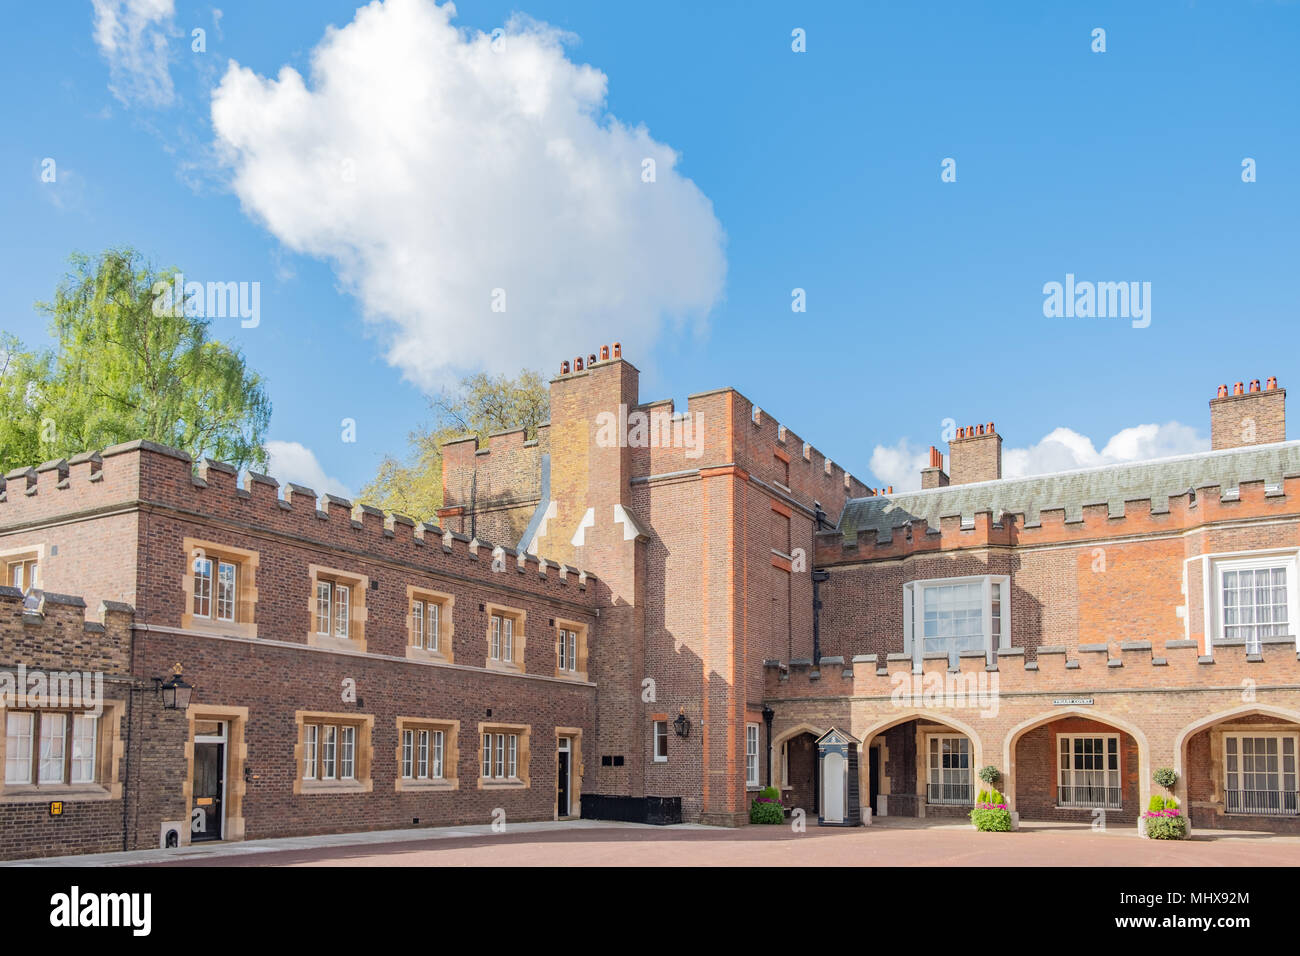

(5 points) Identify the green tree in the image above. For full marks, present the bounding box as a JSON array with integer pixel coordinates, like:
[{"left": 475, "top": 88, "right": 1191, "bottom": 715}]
[
  {"left": 0, "top": 249, "right": 271, "bottom": 472},
  {"left": 359, "top": 369, "right": 548, "bottom": 520}
]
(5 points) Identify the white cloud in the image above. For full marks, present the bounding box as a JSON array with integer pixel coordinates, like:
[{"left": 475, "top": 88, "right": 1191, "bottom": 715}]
[
  {"left": 871, "top": 422, "right": 1209, "bottom": 492},
  {"left": 209, "top": 0, "right": 726, "bottom": 387},
  {"left": 265, "top": 440, "right": 353, "bottom": 499},
  {"left": 91, "top": 0, "right": 177, "bottom": 107},
  {"left": 868, "top": 439, "right": 931, "bottom": 493}
]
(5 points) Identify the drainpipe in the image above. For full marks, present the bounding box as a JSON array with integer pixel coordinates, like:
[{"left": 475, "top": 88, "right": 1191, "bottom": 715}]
[
  {"left": 762, "top": 705, "right": 774, "bottom": 786},
  {"left": 812, "top": 569, "right": 830, "bottom": 666}
]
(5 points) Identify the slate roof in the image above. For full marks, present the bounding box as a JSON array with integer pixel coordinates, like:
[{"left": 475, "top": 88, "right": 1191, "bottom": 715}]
[{"left": 837, "top": 440, "right": 1300, "bottom": 545}]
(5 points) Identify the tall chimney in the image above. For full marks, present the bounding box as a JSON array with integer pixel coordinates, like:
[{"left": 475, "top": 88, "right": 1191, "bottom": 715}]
[
  {"left": 1210, "top": 378, "right": 1285, "bottom": 450},
  {"left": 948, "top": 422, "right": 1002, "bottom": 485},
  {"left": 920, "top": 445, "right": 949, "bottom": 489}
]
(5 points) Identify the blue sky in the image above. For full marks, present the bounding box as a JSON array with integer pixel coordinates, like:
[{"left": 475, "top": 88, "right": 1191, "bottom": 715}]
[{"left": 3, "top": 1, "right": 1298, "bottom": 496}]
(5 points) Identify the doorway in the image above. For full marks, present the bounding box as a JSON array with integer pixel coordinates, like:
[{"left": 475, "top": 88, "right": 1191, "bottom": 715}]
[
  {"left": 869, "top": 746, "right": 881, "bottom": 817},
  {"left": 557, "top": 736, "right": 571, "bottom": 817},
  {"left": 191, "top": 720, "right": 226, "bottom": 842}
]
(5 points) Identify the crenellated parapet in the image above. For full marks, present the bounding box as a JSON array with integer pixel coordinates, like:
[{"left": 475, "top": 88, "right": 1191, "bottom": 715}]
[
  {"left": 764, "top": 636, "right": 1300, "bottom": 701},
  {"left": 818, "top": 472, "right": 1300, "bottom": 565},
  {"left": 0, "top": 441, "right": 597, "bottom": 605}
]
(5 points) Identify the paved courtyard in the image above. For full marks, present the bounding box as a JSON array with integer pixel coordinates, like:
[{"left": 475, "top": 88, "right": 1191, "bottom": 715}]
[{"left": 12, "top": 818, "right": 1298, "bottom": 868}]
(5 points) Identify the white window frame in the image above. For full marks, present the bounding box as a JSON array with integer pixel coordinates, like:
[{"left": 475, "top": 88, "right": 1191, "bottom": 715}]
[
  {"left": 1058, "top": 733, "right": 1122, "bottom": 809},
  {"left": 401, "top": 728, "right": 414, "bottom": 779},
  {"left": 490, "top": 615, "right": 502, "bottom": 661},
  {"left": 6, "top": 711, "right": 98, "bottom": 787},
  {"left": 903, "top": 574, "right": 1010, "bottom": 670},
  {"left": 653, "top": 720, "right": 668, "bottom": 763},
  {"left": 1207, "top": 551, "right": 1299, "bottom": 654},
  {"left": 315, "top": 582, "right": 332, "bottom": 636},
  {"left": 926, "top": 734, "right": 972, "bottom": 805},
  {"left": 304, "top": 724, "right": 319, "bottom": 780},
  {"left": 1223, "top": 732, "right": 1299, "bottom": 816},
  {"left": 745, "top": 723, "right": 760, "bottom": 788}
]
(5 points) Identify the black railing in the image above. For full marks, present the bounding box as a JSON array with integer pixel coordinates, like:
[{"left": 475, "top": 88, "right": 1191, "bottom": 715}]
[
  {"left": 927, "top": 781, "right": 973, "bottom": 805},
  {"left": 1058, "top": 784, "right": 1122, "bottom": 809},
  {"left": 1224, "top": 789, "right": 1300, "bottom": 816}
]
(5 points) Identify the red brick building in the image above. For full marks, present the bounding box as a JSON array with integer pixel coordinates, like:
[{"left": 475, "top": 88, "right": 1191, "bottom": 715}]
[{"left": 1, "top": 351, "right": 1298, "bottom": 858}]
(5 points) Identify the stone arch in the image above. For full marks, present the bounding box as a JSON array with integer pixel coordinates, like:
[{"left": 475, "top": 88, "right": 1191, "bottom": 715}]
[
  {"left": 859, "top": 709, "right": 986, "bottom": 819},
  {"left": 770, "top": 722, "right": 826, "bottom": 812},
  {"left": 1003, "top": 706, "right": 1150, "bottom": 814},
  {"left": 1173, "top": 703, "right": 1300, "bottom": 823},
  {"left": 1173, "top": 703, "right": 1300, "bottom": 775}
]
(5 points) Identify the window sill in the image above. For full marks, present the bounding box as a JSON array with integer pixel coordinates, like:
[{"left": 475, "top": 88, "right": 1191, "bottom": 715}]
[
  {"left": 309, "top": 633, "right": 367, "bottom": 654},
  {"left": 486, "top": 660, "right": 525, "bottom": 675},
  {"left": 299, "top": 779, "right": 371, "bottom": 795},
  {"left": 185, "top": 619, "right": 258, "bottom": 641},
  {"left": 0, "top": 784, "right": 113, "bottom": 803},
  {"left": 407, "top": 646, "right": 453, "bottom": 665},
  {"left": 396, "top": 777, "right": 459, "bottom": 793},
  {"left": 478, "top": 778, "right": 528, "bottom": 789},
  {"left": 553, "top": 670, "right": 587, "bottom": 682}
]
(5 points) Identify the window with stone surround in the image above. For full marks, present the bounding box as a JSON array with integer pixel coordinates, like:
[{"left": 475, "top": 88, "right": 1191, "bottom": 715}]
[
  {"left": 295, "top": 711, "right": 373, "bottom": 794},
  {"left": 407, "top": 587, "right": 454, "bottom": 663},
  {"left": 554, "top": 619, "right": 588, "bottom": 680},
  {"left": 485, "top": 603, "right": 526, "bottom": 672},
  {"left": 307, "top": 565, "right": 368, "bottom": 652},
  {"left": 181, "top": 538, "right": 258, "bottom": 639},
  {"left": 478, "top": 723, "right": 529, "bottom": 787},
  {"left": 1, "top": 703, "right": 124, "bottom": 801},
  {"left": 395, "top": 717, "right": 458, "bottom": 791}
]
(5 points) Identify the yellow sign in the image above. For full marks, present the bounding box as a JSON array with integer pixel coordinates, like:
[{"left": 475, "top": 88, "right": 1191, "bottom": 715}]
[{"left": 49, "top": 801, "right": 63, "bottom": 816}]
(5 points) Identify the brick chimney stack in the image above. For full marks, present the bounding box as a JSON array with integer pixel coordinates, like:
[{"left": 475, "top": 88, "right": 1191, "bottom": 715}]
[
  {"left": 1210, "top": 377, "right": 1285, "bottom": 450},
  {"left": 920, "top": 445, "right": 949, "bottom": 489},
  {"left": 948, "top": 423, "right": 1002, "bottom": 485}
]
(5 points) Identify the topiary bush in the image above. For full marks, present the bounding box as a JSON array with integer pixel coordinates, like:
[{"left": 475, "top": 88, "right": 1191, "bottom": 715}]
[
  {"left": 750, "top": 790, "right": 784, "bottom": 824},
  {"left": 1153, "top": 767, "right": 1178, "bottom": 790},
  {"left": 978, "top": 766, "right": 1001, "bottom": 789}
]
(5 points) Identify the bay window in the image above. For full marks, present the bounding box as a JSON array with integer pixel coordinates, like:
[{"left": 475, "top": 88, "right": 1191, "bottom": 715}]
[{"left": 903, "top": 574, "right": 1010, "bottom": 669}]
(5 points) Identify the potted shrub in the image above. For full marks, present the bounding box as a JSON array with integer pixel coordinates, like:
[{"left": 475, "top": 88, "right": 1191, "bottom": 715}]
[
  {"left": 750, "top": 785, "right": 784, "bottom": 824},
  {"left": 1143, "top": 794, "right": 1188, "bottom": 839},
  {"left": 1142, "top": 768, "right": 1188, "bottom": 839},
  {"left": 970, "top": 787, "right": 1013, "bottom": 832}
]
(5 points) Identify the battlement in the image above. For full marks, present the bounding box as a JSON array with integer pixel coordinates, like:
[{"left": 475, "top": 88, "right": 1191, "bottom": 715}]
[
  {"left": 0, "top": 586, "right": 134, "bottom": 675},
  {"left": 819, "top": 471, "right": 1300, "bottom": 565},
  {"left": 0, "top": 442, "right": 598, "bottom": 603},
  {"left": 765, "top": 635, "right": 1300, "bottom": 701}
]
